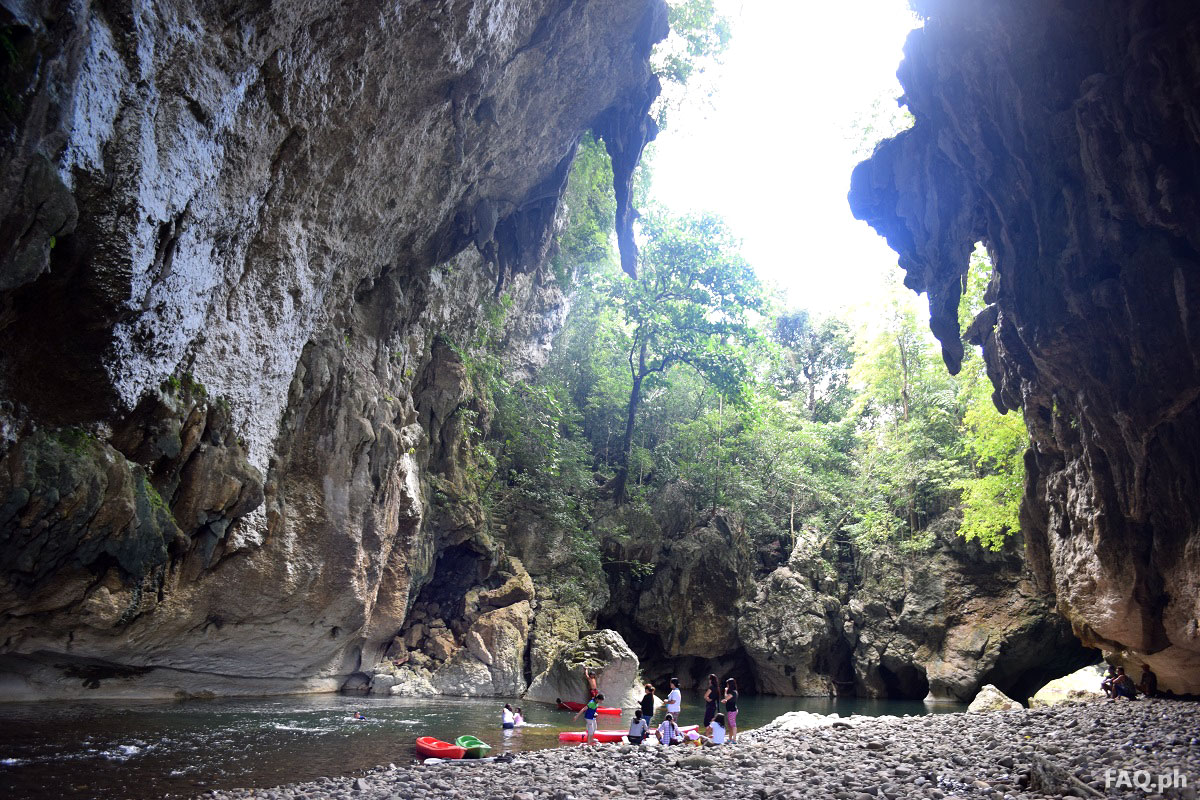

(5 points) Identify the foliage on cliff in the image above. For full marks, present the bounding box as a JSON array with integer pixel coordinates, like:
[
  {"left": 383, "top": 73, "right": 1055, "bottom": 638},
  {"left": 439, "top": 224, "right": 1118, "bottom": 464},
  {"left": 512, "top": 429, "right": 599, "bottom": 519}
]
[{"left": 463, "top": 141, "right": 1028, "bottom": 587}]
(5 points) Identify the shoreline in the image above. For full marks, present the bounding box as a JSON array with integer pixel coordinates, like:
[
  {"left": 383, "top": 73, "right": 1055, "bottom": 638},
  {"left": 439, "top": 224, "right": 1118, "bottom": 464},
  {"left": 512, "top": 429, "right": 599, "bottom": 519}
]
[{"left": 196, "top": 699, "right": 1199, "bottom": 799}]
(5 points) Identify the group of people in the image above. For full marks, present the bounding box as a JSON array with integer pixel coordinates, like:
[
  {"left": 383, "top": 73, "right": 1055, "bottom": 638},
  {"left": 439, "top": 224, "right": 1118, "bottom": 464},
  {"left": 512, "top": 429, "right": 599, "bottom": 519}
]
[
  {"left": 573, "top": 669, "right": 740, "bottom": 747},
  {"left": 501, "top": 703, "right": 526, "bottom": 729},
  {"left": 1101, "top": 664, "right": 1156, "bottom": 700}
]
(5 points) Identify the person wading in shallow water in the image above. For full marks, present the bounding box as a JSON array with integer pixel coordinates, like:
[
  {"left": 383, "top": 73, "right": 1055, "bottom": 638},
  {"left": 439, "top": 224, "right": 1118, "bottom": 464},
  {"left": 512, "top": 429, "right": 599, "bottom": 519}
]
[
  {"left": 573, "top": 692, "right": 603, "bottom": 745},
  {"left": 723, "top": 677, "right": 740, "bottom": 742},
  {"left": 703, "top": 674, "right": 720, "bottom": 728}
]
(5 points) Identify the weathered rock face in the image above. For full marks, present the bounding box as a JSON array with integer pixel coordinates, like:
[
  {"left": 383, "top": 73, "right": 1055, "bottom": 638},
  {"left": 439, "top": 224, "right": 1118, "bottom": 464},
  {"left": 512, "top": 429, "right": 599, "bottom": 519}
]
[
  {"left": 737, "top": 531, "right": 846, "bottom": 696},
  {"left": 848, "top": 0, "right": 1200, "bottom": 693},
  {"left": 849, "top": 525, "right": 1095, "bottom": 703},
  {"left": 597, "top": 487, "right": 1091, "bottom": 700},
  {"left": 0, "top": 0, "right": 666, "bottom": 699}
]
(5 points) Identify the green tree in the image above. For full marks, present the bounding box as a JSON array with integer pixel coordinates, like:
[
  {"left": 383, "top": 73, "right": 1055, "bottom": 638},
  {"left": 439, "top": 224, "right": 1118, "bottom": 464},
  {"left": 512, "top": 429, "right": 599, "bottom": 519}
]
[
  {"left": 847, "top": 277, "right": 967, "bottom": 550},
  {"left": 771, "top": 310, "right": 855, "bottom": 422},
  {"left": 651, "top": 0, "right": 733, "bottom": 128},
  {"left": 554, "top": 134, "right": 617, "bottom": 286},
  {"left": 954, "top": 245, "right": 1028, "bottom": 550},
  {"left": 608, "top": 211, "right": 769, "bottom": 504}
]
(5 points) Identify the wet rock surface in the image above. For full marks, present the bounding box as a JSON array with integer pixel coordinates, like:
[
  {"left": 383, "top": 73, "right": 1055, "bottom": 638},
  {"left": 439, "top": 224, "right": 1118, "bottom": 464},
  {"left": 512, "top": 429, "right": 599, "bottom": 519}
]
[{"left": 198, "top": 700, "right": 1200, "bottom": 800}]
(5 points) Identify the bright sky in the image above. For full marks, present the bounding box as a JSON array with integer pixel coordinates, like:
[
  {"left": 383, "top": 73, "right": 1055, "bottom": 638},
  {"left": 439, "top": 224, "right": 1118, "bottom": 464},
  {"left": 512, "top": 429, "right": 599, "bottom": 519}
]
[{"left": 649, "top": 0, "right": 921, "bottom": 316}]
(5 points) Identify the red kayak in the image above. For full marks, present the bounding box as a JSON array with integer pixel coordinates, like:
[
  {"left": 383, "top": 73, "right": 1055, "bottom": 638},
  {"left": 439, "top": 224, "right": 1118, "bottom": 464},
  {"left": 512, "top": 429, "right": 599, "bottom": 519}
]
[
  {"left": 559, "top": 724, "right": 698, "bottom": 743},
  {"left": 415, "top": 736, "right": 467, "bottom": 759},
  {"left": 556, "top": 700, "right": 621, "bottom": 715}
]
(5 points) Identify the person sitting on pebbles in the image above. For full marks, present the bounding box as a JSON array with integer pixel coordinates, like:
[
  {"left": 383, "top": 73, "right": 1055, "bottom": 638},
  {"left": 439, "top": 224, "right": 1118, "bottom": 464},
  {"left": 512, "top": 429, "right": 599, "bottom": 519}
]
[
  {"left": 1111, "top": 666, "right": 1138, "bottom": 700},
  {"left": 699, "top": 712, "right": 727, "bottom": 746},
  {"left": 656, "top": 713, "right": 682, "bottom": 746},
  {"left": 1101, "top": 664, "right": 1117, "bottom": 698},
  {"left": 627, "top": 709, "right": 650, "bottom": 745}
]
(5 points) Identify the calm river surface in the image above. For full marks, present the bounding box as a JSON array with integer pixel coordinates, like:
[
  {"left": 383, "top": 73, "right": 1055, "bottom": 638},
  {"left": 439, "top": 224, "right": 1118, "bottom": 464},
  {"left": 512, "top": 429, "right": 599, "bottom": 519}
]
[{"left": 0, "top": 691, "right": 964, "bottom": 800}]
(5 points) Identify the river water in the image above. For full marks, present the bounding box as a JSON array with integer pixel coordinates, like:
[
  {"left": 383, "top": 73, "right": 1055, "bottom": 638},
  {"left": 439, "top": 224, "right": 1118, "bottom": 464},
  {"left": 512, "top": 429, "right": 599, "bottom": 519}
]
[{"left": 0, "top": 691, "right": 964, "bottom": 800}]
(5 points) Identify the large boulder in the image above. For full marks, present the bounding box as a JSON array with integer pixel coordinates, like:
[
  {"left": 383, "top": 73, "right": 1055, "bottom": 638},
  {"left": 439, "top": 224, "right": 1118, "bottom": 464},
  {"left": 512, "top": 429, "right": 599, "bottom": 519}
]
[
  {"left": 476, "top": 557, "right": 536, "bottom": 609},
  {"left": 388, "top": 668, "right": 439, "bottom": 697},
  {"left": 431, "top": 601, "right": 532, "bottom": 696},
  {"left": 524, "top": 629, "right": 641, "bottom": 708},
  {"left": 968, "top": 684, "right": 1023, "bottom": 712},
  {"left": 1029, "top": 663, "right": 1108, "bottom": 708},
  {"left": 528, "top": 604, "right": 589, "bottom": 678}
]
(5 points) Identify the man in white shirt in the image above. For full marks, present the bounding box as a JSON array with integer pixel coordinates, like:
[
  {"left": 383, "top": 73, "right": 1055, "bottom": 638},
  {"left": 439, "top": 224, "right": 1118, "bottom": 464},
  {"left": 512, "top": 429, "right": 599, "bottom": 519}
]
[{"left": 666, "top": 677, "right": 682, "bottom": 724}]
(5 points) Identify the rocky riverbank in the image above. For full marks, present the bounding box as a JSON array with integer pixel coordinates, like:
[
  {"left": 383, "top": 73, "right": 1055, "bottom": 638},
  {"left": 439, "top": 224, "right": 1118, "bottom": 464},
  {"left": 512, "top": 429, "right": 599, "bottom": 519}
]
[{"left": 196, "top": 700, "right": 1198, "bottom": 800}]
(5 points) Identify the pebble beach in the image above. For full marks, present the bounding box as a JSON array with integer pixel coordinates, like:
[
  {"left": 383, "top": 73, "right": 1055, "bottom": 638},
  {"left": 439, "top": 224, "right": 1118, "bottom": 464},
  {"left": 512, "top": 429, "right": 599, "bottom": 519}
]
[{"left": 196, "top": 699, "right": 1198, "bottom": 800}]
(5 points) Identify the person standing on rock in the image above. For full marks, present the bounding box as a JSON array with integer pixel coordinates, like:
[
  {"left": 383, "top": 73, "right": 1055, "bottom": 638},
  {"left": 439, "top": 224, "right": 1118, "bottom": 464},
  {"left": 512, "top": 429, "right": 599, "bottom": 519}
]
[
  {"left": 583, "top": 666, "right": 598, "bottom": 700},
  {"left": 573, "top": 692, "right": 603, "bottom": 745},
  {"left": 703, "top": 674, "right": 720, "bottom": 728},
  {"left": 723, "top": 678, "right": 739, "bottom": 742},
  {"left": 666, "top": 677, "right": 682, "bottom": 724},
  {"left": 641, "top": 683, "right": 657, "bottom": 720}
]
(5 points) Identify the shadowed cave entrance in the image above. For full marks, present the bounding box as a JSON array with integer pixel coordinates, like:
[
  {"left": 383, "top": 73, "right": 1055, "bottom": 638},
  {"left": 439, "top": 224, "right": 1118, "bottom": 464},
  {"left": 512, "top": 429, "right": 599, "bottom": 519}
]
[{"left": 596, "top": 609, "right": 761, "bottom": 693}]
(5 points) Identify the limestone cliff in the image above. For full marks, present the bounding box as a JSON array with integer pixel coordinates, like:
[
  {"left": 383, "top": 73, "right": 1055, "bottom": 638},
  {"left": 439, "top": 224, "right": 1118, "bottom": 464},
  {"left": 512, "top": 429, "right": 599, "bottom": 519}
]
[
  {"left": 848, "top": 0, "right": 1200, "bottom": 692},
  {"left": 596, "top": 488, "right": 1092, "bottom": 701},
  {"left": 0, "top": 0, "right": 666, "bottom": 699}
]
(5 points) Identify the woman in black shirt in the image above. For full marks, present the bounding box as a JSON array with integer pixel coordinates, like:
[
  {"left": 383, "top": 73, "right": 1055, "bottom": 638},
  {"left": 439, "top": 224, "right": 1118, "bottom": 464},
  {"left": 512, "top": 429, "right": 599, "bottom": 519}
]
[
  {"left": 723, "top": 677, "right": 739, "bottom": 743},
  {"left": 640, "top": 683, "right": 656, "bottom": 719},
  {"left": 703, "top": 674, "right": 720, "bottom": 727}
]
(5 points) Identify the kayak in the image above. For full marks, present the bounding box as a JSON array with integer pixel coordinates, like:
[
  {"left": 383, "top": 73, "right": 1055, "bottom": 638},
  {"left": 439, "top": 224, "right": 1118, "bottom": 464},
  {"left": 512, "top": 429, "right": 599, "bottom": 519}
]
[
  {"left": 454, "top": 735, "right": 492, "bottom": 758},
  {"left": 556, "top": 700, "right": 622, "bottom": 715},
  {"left": 558, "top": 724, "right": 698, "bottom": 743},
  {"left": 558, "top": 729, "right": 628, "bottom": 743},
  {"left": 415, "top": 736, "right": 466, "bottom": 759}
]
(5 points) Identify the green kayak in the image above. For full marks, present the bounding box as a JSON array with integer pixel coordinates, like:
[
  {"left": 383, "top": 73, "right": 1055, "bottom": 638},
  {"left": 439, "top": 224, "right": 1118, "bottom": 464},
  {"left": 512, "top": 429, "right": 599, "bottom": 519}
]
[{"left": 454, "top": 735, "right": 492, "bottom": 758}]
